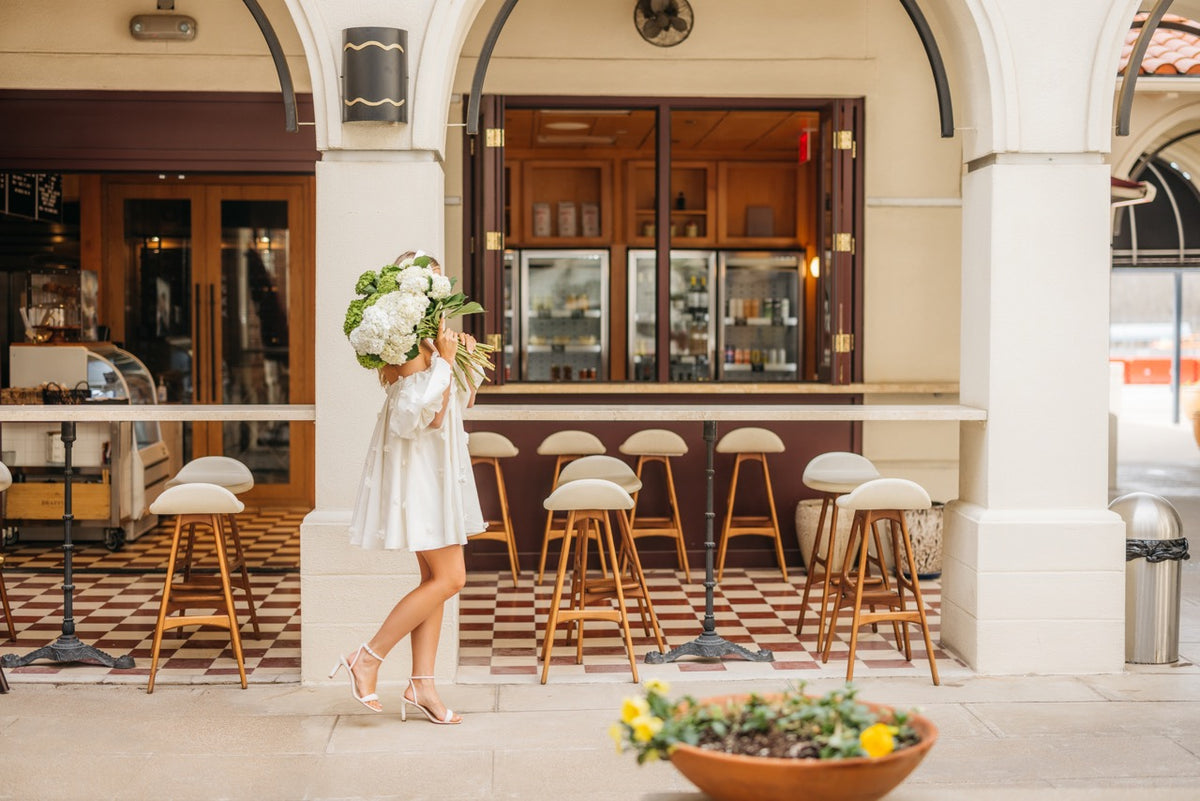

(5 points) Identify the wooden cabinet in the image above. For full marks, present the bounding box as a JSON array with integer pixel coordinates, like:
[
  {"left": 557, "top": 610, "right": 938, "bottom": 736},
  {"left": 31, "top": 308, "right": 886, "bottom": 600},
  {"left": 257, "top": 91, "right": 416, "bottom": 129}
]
[
  {"left": 627, "top": 160, "right": 716, "bottom": 247},
  {"left": 717, "top": 161, "right": 804, "bottom": 248},
  {"left": 516, "top": 160, "right": 612, "bottom": 246}
]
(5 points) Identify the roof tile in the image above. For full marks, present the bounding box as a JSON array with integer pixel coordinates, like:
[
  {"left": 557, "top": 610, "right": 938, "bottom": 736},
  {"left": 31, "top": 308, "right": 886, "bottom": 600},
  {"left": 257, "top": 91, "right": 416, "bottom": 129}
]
[{"left": 1121, "top": 13, "right": 1200, "bottom": 76}]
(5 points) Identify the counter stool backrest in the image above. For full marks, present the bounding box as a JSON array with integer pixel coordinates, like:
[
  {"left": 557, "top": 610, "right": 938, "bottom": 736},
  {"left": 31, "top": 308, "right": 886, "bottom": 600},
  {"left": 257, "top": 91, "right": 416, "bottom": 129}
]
[
  {"left": 537, "top": 430, "right": 605, "bottom": 457},
  {"left": 0, "top": 461, "right": 11, "bottom": 494},
  {"left": 150, "top": 483, "right": 245, "bottom": 516},
  {"left": 468, "top": 432, "right": 519, "bottom": 459},
  {"left": 166, "top": 456, "right": 255, "bottom": 495},
  {"left": 802, "top": 452, "right": 880, "bottom": 494},
  {"left": 715, "top": 427, "right": 785, "bottom": 454},
  {"left": 836, "top": 477, "right": 931, "bottom": 512},
  {"left": 557, "top": 455, "right": 642, "bottom": 494},
  {"left": 544, "top": 478, "right": 634, "bottom": 512},
  {"left": 618, "top": 429, "right": 688, "bottom": 457}
]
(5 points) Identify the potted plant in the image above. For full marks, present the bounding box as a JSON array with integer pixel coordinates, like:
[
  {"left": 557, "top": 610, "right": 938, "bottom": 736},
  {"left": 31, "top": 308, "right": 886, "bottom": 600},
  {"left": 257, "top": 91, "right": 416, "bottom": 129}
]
[{"left": 609, "top": 680, "right": 937, "bottom": 801}]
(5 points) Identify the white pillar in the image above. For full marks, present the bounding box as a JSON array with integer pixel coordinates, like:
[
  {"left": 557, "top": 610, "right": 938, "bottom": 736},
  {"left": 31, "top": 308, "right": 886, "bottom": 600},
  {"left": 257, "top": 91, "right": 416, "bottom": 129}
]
[
  {"left": 941, "top": 156, "right": 1126, "bottom": 674},
  {"left": 300, "top": 153, "right": 458, "bottom": 684}
]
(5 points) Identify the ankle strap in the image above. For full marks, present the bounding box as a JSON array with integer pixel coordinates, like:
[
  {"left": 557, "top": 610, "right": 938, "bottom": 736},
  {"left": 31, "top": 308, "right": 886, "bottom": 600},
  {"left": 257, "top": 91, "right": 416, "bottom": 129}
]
[
  {"left": 410, "top": 675, "right": 435, "bottom": 680},
  {"left": 361, "top": 643, "right": 384, "bottom": 662}
]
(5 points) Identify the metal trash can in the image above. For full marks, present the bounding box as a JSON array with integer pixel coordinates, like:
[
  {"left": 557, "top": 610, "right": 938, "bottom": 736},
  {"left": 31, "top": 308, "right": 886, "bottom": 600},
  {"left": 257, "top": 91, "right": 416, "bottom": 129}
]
[{"left": 1109, "top": 492, "right": 1191, "bottom": 664}]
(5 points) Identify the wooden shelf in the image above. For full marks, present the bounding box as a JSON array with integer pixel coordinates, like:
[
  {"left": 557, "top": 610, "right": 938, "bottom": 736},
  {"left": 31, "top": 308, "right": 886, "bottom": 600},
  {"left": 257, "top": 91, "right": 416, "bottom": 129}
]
[
  {"left": 520, "top": 159, "right": 612, "bottom": 246},
  {"left": 626, "top": 160, "right": 716, "bottom": 246},
  {"left": 717, "top": 161, "right": 803, "bottom": 247}
]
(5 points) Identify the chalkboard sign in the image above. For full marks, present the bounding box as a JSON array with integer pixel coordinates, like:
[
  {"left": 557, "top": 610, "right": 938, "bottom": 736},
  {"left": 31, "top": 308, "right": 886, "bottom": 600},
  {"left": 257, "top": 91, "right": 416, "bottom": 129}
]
[
  {"left": 5, "top": 172, "right": 36, "bottom": 220},
  {"left": 36, "top": 173, "right": 62, "bottom": 222},
  {"left": 2, "top": 172, "right": 62, "bottom": 221}
]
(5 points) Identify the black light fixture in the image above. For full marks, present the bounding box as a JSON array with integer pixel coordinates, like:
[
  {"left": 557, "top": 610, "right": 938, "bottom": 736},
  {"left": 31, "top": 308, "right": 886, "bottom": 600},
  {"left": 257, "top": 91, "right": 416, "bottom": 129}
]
[{"left": 342, "top": 27, "right": 408, "bottom": 124}]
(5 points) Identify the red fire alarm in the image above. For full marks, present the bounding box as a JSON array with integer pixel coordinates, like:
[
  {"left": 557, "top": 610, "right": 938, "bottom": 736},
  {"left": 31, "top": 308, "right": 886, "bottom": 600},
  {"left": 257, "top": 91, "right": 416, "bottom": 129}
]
[{"left": 798, "top": 131, "right": 811, "bottom": 164}]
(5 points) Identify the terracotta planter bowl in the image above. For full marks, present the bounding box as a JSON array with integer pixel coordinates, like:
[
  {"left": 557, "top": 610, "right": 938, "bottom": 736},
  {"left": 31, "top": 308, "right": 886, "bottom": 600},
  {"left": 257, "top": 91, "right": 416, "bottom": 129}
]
[{"left": 668, "top": 696, "right": 938, "bottom": 801}]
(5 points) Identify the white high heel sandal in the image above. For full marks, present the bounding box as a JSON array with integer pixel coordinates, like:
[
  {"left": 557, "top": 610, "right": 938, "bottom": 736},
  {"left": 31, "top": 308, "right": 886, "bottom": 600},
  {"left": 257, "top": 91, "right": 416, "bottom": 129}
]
[
  {"left": 401, "top": 676, "right": 461, "bottom": 724},
  {"left": 328, "top": 643, "right": 384, "bottom": 712}
]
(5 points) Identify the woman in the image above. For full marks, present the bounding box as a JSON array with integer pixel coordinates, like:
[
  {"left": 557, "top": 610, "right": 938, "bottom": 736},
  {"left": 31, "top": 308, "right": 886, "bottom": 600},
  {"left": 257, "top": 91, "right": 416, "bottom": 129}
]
[{"left": 333, "top": 300, "right": 484, "bottom": 725}]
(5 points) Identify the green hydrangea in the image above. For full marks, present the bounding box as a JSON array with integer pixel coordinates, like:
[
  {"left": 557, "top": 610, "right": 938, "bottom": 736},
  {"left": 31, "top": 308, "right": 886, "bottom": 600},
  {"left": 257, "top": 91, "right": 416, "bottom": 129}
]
[
  {"left": 376, "top": 272, "right": 399, "bottom": 295},
  {"left": 357, "top": 352, "right": 385, "bottom": 369},
  {"left": 343, "top": 297, "right": 367, "bottom": 336},
  {"left": 354, "top": 270, "right": 379, "bottom": 296},
  {"left": 380, "top": 261, "right": 402, "bottom": 277}
]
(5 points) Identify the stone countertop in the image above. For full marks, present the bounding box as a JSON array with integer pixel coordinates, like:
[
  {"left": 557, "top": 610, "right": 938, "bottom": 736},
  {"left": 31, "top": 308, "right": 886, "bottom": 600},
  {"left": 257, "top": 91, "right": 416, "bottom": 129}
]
[
  {"left": 0, "top": 404, "right": 316, "bottom": 422},
  {"left": 463, "top": 403, "right": 985, "bottom": 422}
]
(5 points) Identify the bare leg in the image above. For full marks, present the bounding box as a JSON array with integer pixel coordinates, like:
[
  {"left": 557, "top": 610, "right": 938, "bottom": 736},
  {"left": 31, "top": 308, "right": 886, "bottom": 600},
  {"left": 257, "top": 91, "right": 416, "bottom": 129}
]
[
  {"left": 345, "top": 545, "right": 466, "bottom": 713},
  {"left": 406, "top": 550, "right": 460, "bottom": 722}
]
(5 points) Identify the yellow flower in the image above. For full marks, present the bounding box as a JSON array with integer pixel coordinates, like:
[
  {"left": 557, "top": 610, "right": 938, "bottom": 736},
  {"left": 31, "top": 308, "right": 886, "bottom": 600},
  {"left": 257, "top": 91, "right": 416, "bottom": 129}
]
[
  {"left": 631, "top": 714, "right": 664, "bottom": 743},
  {"left": 621, "top": 696, "right": 649, "bottom": 724},
  {"left": 642, "top": 748, "right": 661, "bottom": 763},
  {"left": 607, "top": 723, "right": 625, "bottom": 753},
  {"left": 644, "top": 678, "right": 671, "bottom": 695},
  {"left": 860, "top": 723, "right": 896, "bottom": 758}
]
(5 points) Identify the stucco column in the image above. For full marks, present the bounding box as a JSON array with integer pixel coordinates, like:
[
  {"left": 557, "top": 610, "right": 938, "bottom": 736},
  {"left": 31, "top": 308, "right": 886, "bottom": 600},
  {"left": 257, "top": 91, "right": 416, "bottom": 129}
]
[
  {"left": 300, "top": 153, "right": 457, "bottom": 685},
  {"left": 941, "top": 155, "right": 1126, "bottom": 674}
]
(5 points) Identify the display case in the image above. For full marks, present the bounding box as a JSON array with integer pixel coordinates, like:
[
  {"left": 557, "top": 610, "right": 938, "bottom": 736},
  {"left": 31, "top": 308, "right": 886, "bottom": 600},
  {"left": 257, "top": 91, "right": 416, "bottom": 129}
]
[
  {"left": 628, "top": 250, "right": 716, "bottom": 382},
  {"left": 3, "top": 343, "right": 170, "bottom": 549},
  {"left": 717, "top": 252, "right": 803, "bottom": 381},
  {"left": 519, "top": 250, "right": 608, "bottom": 381},
  {"left": 19, "top": 266, "right": 99, "bottom": 343},
  {"left": 502, "top": 250, "right": 518, "bottom": 381}
]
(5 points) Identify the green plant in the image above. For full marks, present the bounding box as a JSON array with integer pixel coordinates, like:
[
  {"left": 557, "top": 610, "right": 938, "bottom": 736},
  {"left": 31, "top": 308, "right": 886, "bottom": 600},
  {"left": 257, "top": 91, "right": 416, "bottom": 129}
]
[{"left": 609, "top": 680, "right": 921, "bottom": 764}]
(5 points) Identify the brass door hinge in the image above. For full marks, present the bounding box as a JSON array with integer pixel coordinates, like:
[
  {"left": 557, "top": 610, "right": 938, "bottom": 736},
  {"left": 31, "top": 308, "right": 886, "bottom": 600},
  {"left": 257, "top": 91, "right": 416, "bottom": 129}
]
[
  {"left": 485, "top": 231, "right": 504, "bottom": 251},
  {"left": 834, "top": 129, "right": 856, "bottom": 157},
  {"left": 833, "top": 232, "right": 855, "bottom": 253},
  {"left": 833, "top": 333, "right": 854, "bottom": 353},
  {"left": 485, "top": 128, "right": 505, "bottom": 148}
]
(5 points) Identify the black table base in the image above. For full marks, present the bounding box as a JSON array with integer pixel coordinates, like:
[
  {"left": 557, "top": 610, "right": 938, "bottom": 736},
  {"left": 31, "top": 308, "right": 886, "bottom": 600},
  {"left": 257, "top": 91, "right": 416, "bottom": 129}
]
[
  {"left": 1, "top": 422, "right": 135, "bottom": 671},
  {"left": 645, "top": 420, "right": 774, "bottom": 665}
]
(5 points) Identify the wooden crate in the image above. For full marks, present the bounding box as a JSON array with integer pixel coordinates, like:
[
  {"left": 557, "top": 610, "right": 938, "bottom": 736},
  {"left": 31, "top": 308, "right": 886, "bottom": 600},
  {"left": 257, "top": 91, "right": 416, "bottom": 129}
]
[{"left": 6, "top": 479, "right": 111, "bottom": 521}]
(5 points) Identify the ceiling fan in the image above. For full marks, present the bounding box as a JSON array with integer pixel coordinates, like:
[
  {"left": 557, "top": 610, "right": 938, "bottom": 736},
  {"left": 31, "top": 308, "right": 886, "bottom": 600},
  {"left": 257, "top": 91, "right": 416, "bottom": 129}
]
[{"left": 633, "top": 0, "right": 693, "bottom": 48}]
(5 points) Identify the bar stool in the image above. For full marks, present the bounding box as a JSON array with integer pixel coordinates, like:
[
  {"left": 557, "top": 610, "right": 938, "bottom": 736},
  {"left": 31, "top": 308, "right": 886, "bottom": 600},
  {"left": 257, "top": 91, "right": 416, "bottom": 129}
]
[
  {"left": 146, "top": 483, "right": 248, "bottom": 693},
  {"left": 821, "top": 478, "right": 940, "bottom": 685},
  {"left": 536, "top": 430, "right": 606, "bottom": 583},
  {"left": 539, "top": 478, "right": 643, "bottom": 684},
  {"left": 714, "top": 427, "right": 788, "bottom": 581},
  {"left": 795, "top": 452, "right": 882, "bottom": 653},
  {"left": 0, "top": 462, "right": 15, "bottom": 642},
  {"left": 619, "top": 429, "right": 691, "bottom": 580},
  {"left": 556, "top": 455, "right": 664, "bottom": 648},
  {"left": 467, "top": 432, "right": 522, "bottom": 585},
  {"left": 165, "top": 456, "right": 259, "bottom": 634}
]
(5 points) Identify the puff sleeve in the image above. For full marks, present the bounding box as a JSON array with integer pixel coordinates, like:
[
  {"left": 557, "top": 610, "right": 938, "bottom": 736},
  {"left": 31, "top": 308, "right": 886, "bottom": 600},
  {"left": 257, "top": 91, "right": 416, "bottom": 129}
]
[{"left": 388, "top": 355, "right": 452, "bottom": 439}]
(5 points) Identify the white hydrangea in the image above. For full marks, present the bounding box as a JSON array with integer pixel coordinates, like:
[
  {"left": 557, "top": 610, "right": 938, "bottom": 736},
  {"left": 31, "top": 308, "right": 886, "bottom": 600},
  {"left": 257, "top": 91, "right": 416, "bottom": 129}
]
[
  {"left": 430, "top": 274, "right": 453, "bottom": 300},
  {"left": 399, "top": 264, "right": 433, "bottom": 294}
]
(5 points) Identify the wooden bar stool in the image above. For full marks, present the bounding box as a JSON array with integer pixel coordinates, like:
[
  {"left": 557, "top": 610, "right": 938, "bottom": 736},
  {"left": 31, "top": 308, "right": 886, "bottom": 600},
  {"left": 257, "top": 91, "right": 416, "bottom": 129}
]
[
  {"left": 821, "top": 478, "right": 940, "bottom": 685},
  {"left": 467, "top": 432, "right": 522, "bottom": 585},
  {"left": 539, "top": 478, "right": 643, "bottom": 684},
  {"left": 795, "top": 452, "right": 882, "bottom": 653},
  {"left": 619, "top": 429, "right": 691, "bottom": 580},
  {"left": 165, "top": 456, "right": 259, "bottom": 635},
  {"left": 555, "top": 455, "right": 664, "bottom": 647},
  {"left": 536, "top": 430, "right": 606, "bottom": 583},
  {"left": 146, "top": 483, "right": 249, "bottom": 693},
  {"left": 714, "top": 427, "right": 788, "bottom": 581},
  {"left": 0, "top": 462, "right": 15, "bottom": 643}
]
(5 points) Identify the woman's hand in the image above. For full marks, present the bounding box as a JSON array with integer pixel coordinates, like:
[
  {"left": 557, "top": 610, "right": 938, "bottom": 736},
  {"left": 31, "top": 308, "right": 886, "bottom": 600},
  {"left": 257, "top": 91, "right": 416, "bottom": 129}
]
[
  {"left": 460, "top": 332, "right": 477, "bottom": 353},
  {"left": 435, "top": 318, "right": 458, "bottom": 363}
]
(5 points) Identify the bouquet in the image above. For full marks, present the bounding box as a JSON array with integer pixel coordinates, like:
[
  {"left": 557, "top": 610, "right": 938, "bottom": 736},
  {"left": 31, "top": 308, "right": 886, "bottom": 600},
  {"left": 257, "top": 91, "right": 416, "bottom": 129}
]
[{"left": 343, "top": 251, "right": 494, "bottom": 388}]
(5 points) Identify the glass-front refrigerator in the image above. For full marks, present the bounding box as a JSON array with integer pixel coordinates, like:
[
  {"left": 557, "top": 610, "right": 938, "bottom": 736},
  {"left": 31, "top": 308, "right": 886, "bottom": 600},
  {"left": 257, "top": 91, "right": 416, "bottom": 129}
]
[
  {"left": 519, "top": 250, "right": 608, "bottom": 381},
  {"left": 628, "top": 250, "right": 716, "bottom": 382},
  {"left": 718, "top": 252, "right": 803, "bottom": 381},
  {"left": 502, "top": 250, "right": 518, "bottom": 382}
]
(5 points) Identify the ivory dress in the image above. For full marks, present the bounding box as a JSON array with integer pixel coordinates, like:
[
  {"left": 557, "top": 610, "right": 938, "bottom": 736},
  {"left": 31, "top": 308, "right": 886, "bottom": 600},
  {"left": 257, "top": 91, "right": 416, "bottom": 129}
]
[{"left": 348, "top": 354, "right": 486, "bottom": 551}]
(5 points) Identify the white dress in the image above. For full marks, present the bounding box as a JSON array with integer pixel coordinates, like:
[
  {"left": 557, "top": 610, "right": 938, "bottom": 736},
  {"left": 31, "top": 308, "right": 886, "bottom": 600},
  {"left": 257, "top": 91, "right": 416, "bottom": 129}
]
[{"left": 348, "top": 354, "right": 486, "bottom": 551}]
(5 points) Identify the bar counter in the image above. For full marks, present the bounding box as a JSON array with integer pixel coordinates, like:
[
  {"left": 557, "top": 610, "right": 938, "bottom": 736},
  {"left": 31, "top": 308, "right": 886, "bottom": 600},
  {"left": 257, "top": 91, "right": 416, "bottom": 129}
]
[{"left": 0, "top": 404, "right": 316, "bottom": 422}]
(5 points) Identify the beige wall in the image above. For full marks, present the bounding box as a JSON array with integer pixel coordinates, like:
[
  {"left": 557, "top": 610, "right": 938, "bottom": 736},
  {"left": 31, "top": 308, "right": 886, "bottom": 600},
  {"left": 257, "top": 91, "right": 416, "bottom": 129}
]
[{"left": 0, "top": 0, "right": 310, "bottom": 92}]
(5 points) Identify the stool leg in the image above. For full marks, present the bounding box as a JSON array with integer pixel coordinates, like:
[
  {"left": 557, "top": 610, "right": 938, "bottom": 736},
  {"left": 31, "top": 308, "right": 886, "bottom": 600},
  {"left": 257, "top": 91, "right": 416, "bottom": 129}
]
[
  {"left": 898, "top": 514, "right": 940, "bottom": 685},
  {"left": 822, "top": 509, "right": 868, "bottom": 666},
  {"left": 601, "top": 512, "right": 639, "bottom": 683},
  {"left": 0, "top": 569, "right": 15, "bottom": 641},
  {"left": 715, "top": 455, "right": 743, "bottom": 582},
  {"left": 211, "top": 515, "right": 247, "bottom": 689},
  {"left": 760, "top": 455, "right": 788, "bottom": 582},
  {"left": 843, "top": 512, "right": 875, "bottom": 683},
  {"left": 617, "top": 511, "right": 666, "bottom": 653},
  {"left": 663, "top": 457, "right": 691, "bottom": 580},
  {"left": 796, "top": 494, "right": 831, "bottom": 643},
  {"left": 172, "top": 521, "right": 199, "bottom": 639},
  {"left": 148, "top": 516, "right": 185, "bottom": 694},
  {"left": 494, "top": 460, "right": 521, "bottom": 586},
  {"left": 537, "top": 458, "right": 567, "bottom": 584},
  {"left": 572, "top": 517, "right": 593, "bottom": 662},
  {"left": 225, "top": 513, "right": 260, "bottom": 636},
  {"left": 868, "top": 519, "right": 902, "bottom": 646},
  {"left": 541, "top": 512, "right": 577, "bottom": 683}
]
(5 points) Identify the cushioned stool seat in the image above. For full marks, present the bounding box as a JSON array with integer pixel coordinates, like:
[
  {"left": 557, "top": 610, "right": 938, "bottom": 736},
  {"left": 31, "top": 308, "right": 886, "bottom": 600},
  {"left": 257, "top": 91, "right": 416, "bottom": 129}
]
[
  {"left": 714, "top": 427, "right": 788, "bottom": 581},
  {"left": 164, "top": 456, "right": 259, "bottom": 635},
  {"left": 795, "top": 452, "right": 882, "bottom": 653},
  {"left": 822, "top": 478, "right": 940, "bottom": 685},
  {"left": 467, "top": 432, "right": 522, "bottom": 585},
  {"left": 536, "top": 431, "right": 606, "bottom": 583},
  {"left": 620, "top": 429, "right": 691, "bottom": 580},
  {"left": 0, "top": 462, "right": 15, "bottom": 644},
  {"left": 146, "top": 483, "right": 250, "bottom": 693},
  {"left": 540, "top": 478, "right": 663, "bottom": 684}
]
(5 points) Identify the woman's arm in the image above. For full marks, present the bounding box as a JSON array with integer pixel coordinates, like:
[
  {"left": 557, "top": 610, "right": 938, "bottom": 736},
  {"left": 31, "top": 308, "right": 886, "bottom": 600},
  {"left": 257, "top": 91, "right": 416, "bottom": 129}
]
[{"left": 429, "top": 322, "right": 458, "bottom": 428}]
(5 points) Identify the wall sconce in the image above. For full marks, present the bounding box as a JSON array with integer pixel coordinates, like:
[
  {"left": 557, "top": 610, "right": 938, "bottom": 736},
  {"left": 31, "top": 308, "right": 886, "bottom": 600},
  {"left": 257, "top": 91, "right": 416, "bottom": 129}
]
[
  {"left": 342, "top": 27, "right": 407, "bottom": 124},
  {"left": 808, "top": 255, "right": 820, "bottom": 279}
]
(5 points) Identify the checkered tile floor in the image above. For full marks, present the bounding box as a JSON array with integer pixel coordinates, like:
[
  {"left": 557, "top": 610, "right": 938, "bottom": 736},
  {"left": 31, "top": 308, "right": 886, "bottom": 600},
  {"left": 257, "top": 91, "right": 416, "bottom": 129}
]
[{"left": 458, "top": 569, "right": 967, "bottom": 684}]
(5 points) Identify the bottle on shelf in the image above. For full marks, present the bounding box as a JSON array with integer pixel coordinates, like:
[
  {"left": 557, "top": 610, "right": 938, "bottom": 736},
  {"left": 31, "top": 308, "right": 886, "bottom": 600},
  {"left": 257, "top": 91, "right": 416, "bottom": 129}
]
[{"left": 675, "top": 190, "right": 686, "bottom": 210}]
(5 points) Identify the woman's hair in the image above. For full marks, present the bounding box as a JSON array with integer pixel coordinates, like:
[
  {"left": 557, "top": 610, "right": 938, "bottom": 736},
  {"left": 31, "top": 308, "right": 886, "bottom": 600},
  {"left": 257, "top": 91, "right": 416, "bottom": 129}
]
[{"left": 393, "top": 250, "right": 441, "bottom": 271}]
